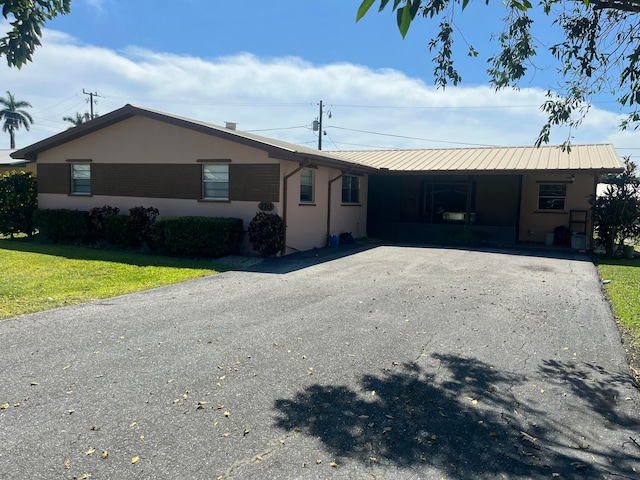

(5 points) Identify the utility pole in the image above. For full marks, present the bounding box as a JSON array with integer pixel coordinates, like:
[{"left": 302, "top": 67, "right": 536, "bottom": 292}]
[
  {"left": 318, "top": 100, "right": 323, "bottom": 150},
  {"left": 82, "top": 89, "right": 101, "bottom": 119},
  {"left": 312, "top": 100, "right": 331, "bottom": 150}
]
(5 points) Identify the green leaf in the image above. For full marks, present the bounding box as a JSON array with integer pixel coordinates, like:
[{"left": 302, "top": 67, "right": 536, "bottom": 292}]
[
  {"left": 356, "top": 0, "right": 376, "bottom": 21},
  {"left": 397, "top": 5, "right": 413, "bottom": 38},
  {"left": 409, "top": 0, "right": 421, "bottom": 19}
]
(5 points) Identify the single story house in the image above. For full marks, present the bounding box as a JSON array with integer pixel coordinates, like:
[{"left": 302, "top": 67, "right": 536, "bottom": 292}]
[
  {"left": 10, "top": 105, "right": 376, "bottom": 254},
  {"left": 11, "top": 104, "right": 623, "bottom": 253}
]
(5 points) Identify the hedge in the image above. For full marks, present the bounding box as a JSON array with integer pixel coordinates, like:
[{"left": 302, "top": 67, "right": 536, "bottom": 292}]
[
  {"left": 154, "top": 216, "right": 244, "bottom": 258},
  {"left": 33, "top": 209, "right": 90, "bottom": 243}
]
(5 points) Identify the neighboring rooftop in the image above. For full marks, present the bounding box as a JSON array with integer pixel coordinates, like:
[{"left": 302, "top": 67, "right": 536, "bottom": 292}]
[{"left": 0, "top": 149, "right": 27, "bottom": 167}]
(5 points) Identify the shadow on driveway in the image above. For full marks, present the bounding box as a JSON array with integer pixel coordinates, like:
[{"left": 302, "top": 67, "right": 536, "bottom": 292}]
[{"left": 273, "top": 354, "right": 640, "bottom": 479}]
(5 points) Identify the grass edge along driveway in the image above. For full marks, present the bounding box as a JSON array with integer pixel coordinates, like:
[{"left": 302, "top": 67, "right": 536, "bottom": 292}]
[
  {"left": 2, "top": 239, "right": 639, "bottom": 347},
  {"left": 0, "top": 239, "right": 221, "bottom": 320},
  {"left": 597, "top": 256, "right": 640, "bottom": 381}
]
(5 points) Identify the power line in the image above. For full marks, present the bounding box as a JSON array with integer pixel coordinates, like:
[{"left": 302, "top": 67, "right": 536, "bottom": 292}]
[
  {"left": 324, "top": 141, "right": 400, "bottom": 150},
  {"left": 331, "top": 103, "right": 541, "bottom": 110},
  {"left": 245, "top": 125, "right": 309, "bottom": 133},
  {"left": 327, "top": 125, "right": 500, "bottom": 147}
]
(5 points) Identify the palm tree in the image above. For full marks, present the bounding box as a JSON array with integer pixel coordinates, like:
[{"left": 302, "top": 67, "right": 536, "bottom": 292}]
[
  {"left": 0, "top": 91, "right": 33, "bottom": 149},
  {"left": 63, "top": 112, "right": 91, "bottom": 129}
]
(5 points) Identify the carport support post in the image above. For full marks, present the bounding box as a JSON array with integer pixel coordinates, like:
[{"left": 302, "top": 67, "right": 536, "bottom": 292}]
[
  {"left": 327, "top": 172, "right": 346, "bottom": 244},
  {"left": 465, "top": 179, "right": 473, "bottom": 227},
  {"left": 282, "top": 161, "right": 311, "bottom": 255}
]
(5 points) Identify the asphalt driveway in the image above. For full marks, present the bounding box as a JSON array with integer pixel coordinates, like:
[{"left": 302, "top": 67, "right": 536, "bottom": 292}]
[{"left": 1, "top": 245, "right": 639, "bottom": 479}]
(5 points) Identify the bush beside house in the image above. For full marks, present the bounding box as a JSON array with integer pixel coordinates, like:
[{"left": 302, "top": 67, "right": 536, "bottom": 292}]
[
  {"left": 33, "top": 209, "right": 90, "bottom": 243},
  {"left": 154, "top": 216, "right": 244, "bottom": 258},
  {"left": 0, "top": 171, "right": 37, "bottom": 237},
  {"left": 590, "top": 157, "right": 640, "bottom": 258},
  {"left": 248, "top": 212, "right": 285, "bottom": 257},
  {"left": 32, "top": 207, "right": 244, "bottom": 258}
]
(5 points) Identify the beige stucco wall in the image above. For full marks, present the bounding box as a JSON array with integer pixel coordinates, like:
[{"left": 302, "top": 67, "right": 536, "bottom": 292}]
[
  {"left": 279, "top": 163, "right": 368, "bottom": 255},
  {"left": 36, "top": 116, "right": 271, "bottom": 165},
  {"left": 0, "top": 163, "right": 37, "bottom": 175},
  {"left": 518, "top": 172, "right": 596, "bottom": 245},
  {"left": 35, "top": 115, "right": 368, "bottom": 255}
]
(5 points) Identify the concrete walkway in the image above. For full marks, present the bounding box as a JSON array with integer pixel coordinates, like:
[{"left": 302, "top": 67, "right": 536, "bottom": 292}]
[{"left": 1, "top": 245, "right": 639, "bottom": 479}]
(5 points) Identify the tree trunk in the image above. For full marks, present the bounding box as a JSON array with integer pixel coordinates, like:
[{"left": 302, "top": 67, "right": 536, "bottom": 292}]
[{"left": 9, "top": 127, "right": 15, "bottom": 149}]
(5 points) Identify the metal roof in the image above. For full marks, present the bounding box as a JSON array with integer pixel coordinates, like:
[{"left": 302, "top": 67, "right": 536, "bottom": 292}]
[
  {"left": 10, "top": 105, "right": 623, "bottom": 175},
  {"left": 331, "top": 144, "right": 623, "bottom": 173}
]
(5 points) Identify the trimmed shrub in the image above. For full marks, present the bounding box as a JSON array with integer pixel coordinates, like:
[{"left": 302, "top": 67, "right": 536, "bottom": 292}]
[
  {"left": 154, "top": 216, "right": 244, "bottom": 258},
  {"left": 104, "top": 213, "right": 134, "bottom": 246},
  {"left": 248, "top": 212, "right": 285, "bottom": 257},
  {"left": 33, "top": 209, "right": 90, "bottom": 243},
  {"left": 0, "top": 171, "right": 37, "bottom": 237},
  {"left": 129, "top": 206, "right": 159, "bottom": 247},
  {"left": 87, "top": 205, "right": 120, "bottom": 243}
]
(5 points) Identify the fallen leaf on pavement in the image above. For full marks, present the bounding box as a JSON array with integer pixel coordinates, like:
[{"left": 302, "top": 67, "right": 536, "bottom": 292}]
[
  {"left": 131, "top": 456, "right": 139, "bottom": 464},
  {"left": 85, "top": 448, "right": 96, "bottom": 456}
]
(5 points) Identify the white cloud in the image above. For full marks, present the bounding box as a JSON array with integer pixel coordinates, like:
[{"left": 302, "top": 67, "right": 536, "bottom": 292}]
[{"left": 1, "top": 26, "right": 634, "bottom": 162}]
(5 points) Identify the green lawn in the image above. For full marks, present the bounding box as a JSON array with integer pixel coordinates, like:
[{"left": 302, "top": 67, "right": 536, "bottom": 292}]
[
  {"left": 0, "top": 239, "right": 221, "bottom": 320},
  {"left": 597, "top": 256, "right": 640, "bottom": 339}
]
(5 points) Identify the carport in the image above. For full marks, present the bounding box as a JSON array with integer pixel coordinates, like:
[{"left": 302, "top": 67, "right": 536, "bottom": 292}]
[
  {"left": 334, "top": 144, "right": 624, "bottom": 247},
  {"left": 367, "top": 173, "right": 520, "bottom": 245}
]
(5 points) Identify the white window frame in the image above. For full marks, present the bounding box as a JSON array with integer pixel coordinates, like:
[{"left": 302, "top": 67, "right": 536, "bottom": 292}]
[
  {"left": 70, "top": 163, "right": 91, "bottom": 195},
  {"left": 300, "top": 168, "right": 314, "bottom": 203},
  {"left": 342, "top": 175, "right": 360, "bottom": 204},
  {"left": 202, "top": 164, "right": 229, "bottom": 200},
  {"left": 538, "top": 183, "right": 567, "bottom": 211}
]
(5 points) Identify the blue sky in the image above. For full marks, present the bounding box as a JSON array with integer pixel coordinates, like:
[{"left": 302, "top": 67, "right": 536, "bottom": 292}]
[{"left": 2, "top": 0, "right": 637, "bottom": 160}]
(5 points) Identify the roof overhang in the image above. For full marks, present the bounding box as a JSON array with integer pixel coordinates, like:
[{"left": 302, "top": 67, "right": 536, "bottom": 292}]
[{"left": 10, "top": 104, "right": 376, "bottom": 174}]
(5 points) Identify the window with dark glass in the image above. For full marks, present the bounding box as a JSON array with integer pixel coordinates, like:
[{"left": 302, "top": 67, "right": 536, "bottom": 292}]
[
  {"left": 342, "top": 175, "right": 360, "bottom": 203},
  {"left": 538, "top": 184, "right": 566, "bottom": 210},
  {"left": 300, "top": 168, "right": 314, "bottom": 202}
]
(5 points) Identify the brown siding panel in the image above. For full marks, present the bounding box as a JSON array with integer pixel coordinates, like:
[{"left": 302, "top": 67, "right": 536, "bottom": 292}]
[
  {"left": 93, "top": 164, "right": 201, "bottom": 199},
  {"left": 38, "top": 164, "right": 69, "bottom": 194},
  {"left": 229, "top": 164, "right": 280, "bottom": 202},
  {"left": 37, "top": 163, "right": 280, "bottom": 201}
]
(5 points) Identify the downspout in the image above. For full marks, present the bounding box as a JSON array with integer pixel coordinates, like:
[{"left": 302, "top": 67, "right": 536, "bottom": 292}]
[
  {"left": 281, "top": 160, "right": 311, "bottom": 255},
  {"left": 327, "top": 171, "right": 348, "bottom": 244}
]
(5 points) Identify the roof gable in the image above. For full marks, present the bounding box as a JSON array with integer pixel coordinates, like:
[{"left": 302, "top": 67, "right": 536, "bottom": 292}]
[
  {"left": 10, "top": 104, "right": 376, "bottom": 173},
  {"left": 11, "top": 104, "right": 623, "bottom": 174}
]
